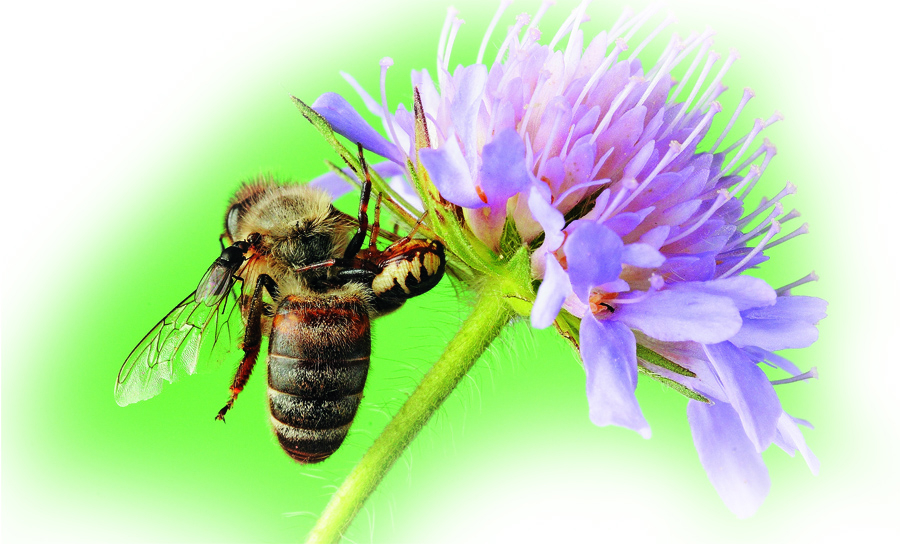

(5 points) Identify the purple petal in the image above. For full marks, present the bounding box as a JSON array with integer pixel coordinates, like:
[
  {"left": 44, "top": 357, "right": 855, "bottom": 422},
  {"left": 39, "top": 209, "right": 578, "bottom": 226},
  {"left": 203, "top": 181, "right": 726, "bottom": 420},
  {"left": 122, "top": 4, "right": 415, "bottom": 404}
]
[
  {"left": 621, "top": 243, "right": 665, "bottom": 268},
  {"left": 742, "top": 346, "right": 802, "bottom": 376},
  {"left": 563, "top": 221, "right": 624, "bottom": 302},
  {"left": 581, "top": 316, "right": 651, "bottom": 438},
  {"left": 531, "top": 254, "right": 571, "bottom": 329},
  {"left": 311, "top": 92, "right": 405, "bottom": 165},
  {"left": 730, "top": 296, "right": 828, "bottom": 351},
  {"left": 671, "top": 276, "right": 776, "bottom": 311},
  {"left": 449, "top": 64, "right": 489, "bottom": 172},
  {"left": 419, "top": 136, "right": 484, "bottom": 208},
  {"left": 703, "top": 342, "right": 782, "bottom": 451},
  {"left": 308, "top": 161, "right": 406, "bottom": 200},
  {"left": 773, "top": 411, "right": 820, "bottom": 475},
  {"left": 527, "top": 185, "right": 565, "bottom": 250},
  {"left": 688, "top": 399, "right": 770, "bottom": 518},
  {"left": 614, "top": 288, "right": 741, "bottom": 343},
  {"left": 479, "top": 128, "right": 532, "bottom": 207}
]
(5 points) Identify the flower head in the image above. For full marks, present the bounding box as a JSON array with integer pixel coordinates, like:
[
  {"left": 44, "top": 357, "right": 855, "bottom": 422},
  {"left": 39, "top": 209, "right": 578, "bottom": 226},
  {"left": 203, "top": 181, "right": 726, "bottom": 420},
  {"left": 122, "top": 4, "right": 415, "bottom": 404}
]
[{"left": 304, "top": 2, "right": 825, "bottom": 518}]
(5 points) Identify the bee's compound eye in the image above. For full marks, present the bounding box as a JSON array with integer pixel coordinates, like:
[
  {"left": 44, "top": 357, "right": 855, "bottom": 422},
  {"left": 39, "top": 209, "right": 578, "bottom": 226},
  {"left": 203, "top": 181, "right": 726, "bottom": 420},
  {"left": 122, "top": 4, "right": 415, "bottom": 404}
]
[{"left": 226, "top": 204, "right": 242, "bottom": 239}]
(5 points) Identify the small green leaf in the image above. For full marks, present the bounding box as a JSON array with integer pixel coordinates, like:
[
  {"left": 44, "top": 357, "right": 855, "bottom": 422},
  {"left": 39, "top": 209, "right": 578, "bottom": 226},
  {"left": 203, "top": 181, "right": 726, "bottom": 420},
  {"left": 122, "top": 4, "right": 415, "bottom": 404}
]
[
  {"left": 638, "top": 366, "right": 711, "bottom": 403},
  {"left": 636, "top": 344, "right": 696, "bottom": 377}
]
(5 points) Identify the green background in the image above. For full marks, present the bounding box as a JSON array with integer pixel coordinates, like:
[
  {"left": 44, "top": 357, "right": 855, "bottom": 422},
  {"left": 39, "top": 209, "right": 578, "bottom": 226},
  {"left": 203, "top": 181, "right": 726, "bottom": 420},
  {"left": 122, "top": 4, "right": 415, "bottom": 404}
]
[{"left": 2, "top": 0, "right": 893, "bottom": 542}]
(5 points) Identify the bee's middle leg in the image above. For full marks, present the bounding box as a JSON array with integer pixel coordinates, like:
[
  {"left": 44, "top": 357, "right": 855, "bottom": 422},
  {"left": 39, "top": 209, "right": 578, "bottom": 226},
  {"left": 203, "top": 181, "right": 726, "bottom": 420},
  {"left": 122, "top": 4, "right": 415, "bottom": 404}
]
[{"left": 216, "top": 274, "right": 277, "bottom": 421}]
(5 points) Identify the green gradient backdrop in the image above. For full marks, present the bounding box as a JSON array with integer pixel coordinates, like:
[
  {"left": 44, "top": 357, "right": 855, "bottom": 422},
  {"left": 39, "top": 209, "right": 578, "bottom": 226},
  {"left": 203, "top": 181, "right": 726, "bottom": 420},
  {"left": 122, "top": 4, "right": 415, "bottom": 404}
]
[{"left": 2, "top": 0, "right": 894, "bottom": 542}]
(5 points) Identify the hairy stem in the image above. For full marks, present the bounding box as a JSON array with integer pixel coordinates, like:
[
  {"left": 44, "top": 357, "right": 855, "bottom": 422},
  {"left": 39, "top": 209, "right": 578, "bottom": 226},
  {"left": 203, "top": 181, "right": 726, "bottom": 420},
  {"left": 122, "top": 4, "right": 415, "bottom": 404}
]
[{"left": 305, "top": 286, "right": 515, "bottom": 543}]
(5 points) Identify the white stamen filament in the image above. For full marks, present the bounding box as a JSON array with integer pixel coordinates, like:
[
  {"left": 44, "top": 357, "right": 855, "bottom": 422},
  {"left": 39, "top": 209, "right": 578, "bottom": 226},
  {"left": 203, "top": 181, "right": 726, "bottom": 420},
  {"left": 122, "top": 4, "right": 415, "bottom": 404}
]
[
  {"left": 535, "top": 106, "right": 567, "bottom": 180},
  {"left": 443, "top": 17, "right": 465, "bottom": 72},
  {"left": 596, "top": 177, "right": 638, "bottom": 224},
  {"left": 720, "top": 111, "right": 782, "bottom": 157},
  {"left": 477, "top": 0, "right": 512, "bottom": 65},
  {"left": 737, "top": 182, "right": 796, "bottom": 227},
  {"left": 719, "top": 220, "right": 781, "bottom": 278},
  {"left": 573, "top": 38, "right": 627, "bottom": 108},
  {"left": 619, "top": 7, "right": 657, "bottom": 45},
  {"left": 764, "top": 222, "right": 809, "bottom": 250},
  {"left": 629, "top": 14, "right": 677, "bottom": 62},
  {"left": 717, "top": 118, "right": 764, "bottom": 177},
  {"left": 771, "top": 367, "right": 818, "bottom": 385},
  {"left": 637, "top": 37, "right": 682, "bottom": 108},
  {"left": 554, "top": 178, "right": 610, "bottom": 208},
  {"left": 549, "top": 5, "right": 582, "bottom": 49},
  {"left": 665, "top": 189, "right": 730, "bottom": 244},
  {"left": 662, "top": 49, "right": 718, "bottom": 139},
  {"left": 437, "top": 7, "right": 458, "bottom": 73},
  {"left": 526, "top": 0, "right": 555, "bottom": 33},
  {"left": 726, "top": 165, "right": 761, "bottom": 199},
  {"left": 589, "top": 77, "right": 640, "bottom": 145},
  {"left": 738, "top": 141, "right": 776, "bottom": 200},
  {"left": 563, "top": 1, "right": 591, "bottom": 64},
  {"left": 340, "top": 71, "right": 383, "bottom": 117},
  {"left": 494, "top": 13, "right": 531, "bottom": 66},
  {"left": 378, "top": 58, "right": 408, "bottom": 163},
  {"left": 727, "top": 140, "right": 771, "bottom": 182},
  {"left": 776, "top": 271, "right": 819, "bottom": 296},
  {"left": 670, "top": 35, "right": 713, "bottom": 102},
  {"left": 587, "top": 147, "right": 615, "bottom": 182},
  {"left": 696, "top": 49, "right": 739, "bottom": 111},
  {"left": 560, "top": 124, "right": 577, "bottom": 160},
  {"left": 712, "top": 87, "right": 754, "bottom": 153},
  {"left": 777, "top": 208, "right": 802, "bottom": 225},
  {"left": 613, "top": 141, "right": 683, "bottom": 214},
  {"left": 670, "top": 28, "right": 715, "bottom": 71},
  {"left": 608, "top": 7, "right": 635, "bottom": 38},
  {"left": 729, "top": 202, "right": 783, "bottom": 248}
]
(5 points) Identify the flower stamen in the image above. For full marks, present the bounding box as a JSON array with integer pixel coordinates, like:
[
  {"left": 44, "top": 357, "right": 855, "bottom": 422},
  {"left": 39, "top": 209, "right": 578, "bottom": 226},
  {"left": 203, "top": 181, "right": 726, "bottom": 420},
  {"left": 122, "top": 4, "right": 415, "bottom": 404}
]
[
  {"left": 771, "top": 367, "right": 818, "bottom": 386},
  {"left": 477, "top": 0, "right": 512, "bottom": 65},
  {"left": 712, "top": 87, "right": 754, "bottom": 153},
  {"left": 776, "top": 271, "right": 819, "bottom": 295},
  {"left": 719, "top": 220, "right": 781, "bottom": 278}
]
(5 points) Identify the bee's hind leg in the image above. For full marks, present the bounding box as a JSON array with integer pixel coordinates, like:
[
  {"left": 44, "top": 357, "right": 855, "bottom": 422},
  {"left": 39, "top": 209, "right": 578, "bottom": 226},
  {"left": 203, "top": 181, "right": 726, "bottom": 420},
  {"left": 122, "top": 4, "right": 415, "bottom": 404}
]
[{"left": 215, "top": 274, "right": 277, "bottom": 421}]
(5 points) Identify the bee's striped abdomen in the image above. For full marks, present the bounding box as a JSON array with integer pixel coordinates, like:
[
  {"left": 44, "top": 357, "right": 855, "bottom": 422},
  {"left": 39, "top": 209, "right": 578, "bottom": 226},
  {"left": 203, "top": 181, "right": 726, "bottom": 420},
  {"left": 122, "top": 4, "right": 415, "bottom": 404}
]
[{"left": 267, "top": 293, "right": 370, "bottom": 463}]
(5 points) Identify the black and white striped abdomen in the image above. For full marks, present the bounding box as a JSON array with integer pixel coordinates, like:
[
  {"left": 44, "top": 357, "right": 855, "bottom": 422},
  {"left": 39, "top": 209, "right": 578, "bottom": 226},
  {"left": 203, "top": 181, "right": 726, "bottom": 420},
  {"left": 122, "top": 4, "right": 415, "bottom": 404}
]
[{"left": 267, "top": 292, "right": 370, "bottom": 463}]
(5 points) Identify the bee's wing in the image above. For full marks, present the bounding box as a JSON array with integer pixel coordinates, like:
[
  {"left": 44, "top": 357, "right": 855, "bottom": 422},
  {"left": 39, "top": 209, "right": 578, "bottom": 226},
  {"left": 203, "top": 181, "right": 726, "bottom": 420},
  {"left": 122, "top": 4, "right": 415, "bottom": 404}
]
[{"left": 114, "top": 283, "right": 243, "bottom": 406}]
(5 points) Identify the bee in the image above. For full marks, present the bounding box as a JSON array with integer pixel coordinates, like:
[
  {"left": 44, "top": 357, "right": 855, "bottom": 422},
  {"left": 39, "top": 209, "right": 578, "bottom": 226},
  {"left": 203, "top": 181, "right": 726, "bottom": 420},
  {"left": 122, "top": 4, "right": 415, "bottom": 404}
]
[{"left": 115, "top": 147, "right": 446, "bottom": 463}]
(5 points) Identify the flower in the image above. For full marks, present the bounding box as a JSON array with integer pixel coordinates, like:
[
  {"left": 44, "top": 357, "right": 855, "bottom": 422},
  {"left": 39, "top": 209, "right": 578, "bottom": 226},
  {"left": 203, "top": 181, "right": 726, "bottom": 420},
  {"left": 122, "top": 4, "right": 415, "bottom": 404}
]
[{"left": 304, "top": 2, "right": 826, "bottom": 518}]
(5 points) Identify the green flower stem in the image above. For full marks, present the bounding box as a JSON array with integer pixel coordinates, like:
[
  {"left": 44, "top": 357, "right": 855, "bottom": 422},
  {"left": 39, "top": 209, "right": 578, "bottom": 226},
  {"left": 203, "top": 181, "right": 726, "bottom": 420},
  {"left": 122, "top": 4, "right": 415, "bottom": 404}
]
[{"left": 304, "top": 284, "right": 516, "bottom": 544}]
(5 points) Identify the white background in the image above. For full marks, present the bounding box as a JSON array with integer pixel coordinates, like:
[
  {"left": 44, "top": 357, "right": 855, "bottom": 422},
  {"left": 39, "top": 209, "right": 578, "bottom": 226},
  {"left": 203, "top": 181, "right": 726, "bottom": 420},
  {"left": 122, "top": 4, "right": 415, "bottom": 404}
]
[{"left": 2, "top": 0, "right": 897, "bottom": 542}]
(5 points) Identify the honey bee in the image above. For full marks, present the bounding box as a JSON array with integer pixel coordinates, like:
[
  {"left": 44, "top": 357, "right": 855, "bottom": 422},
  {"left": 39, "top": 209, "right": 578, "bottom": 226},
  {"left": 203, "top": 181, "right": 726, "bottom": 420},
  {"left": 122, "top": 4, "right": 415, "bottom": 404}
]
[{"left": 115, "top": 147, "right": 446, "bottom": 463}]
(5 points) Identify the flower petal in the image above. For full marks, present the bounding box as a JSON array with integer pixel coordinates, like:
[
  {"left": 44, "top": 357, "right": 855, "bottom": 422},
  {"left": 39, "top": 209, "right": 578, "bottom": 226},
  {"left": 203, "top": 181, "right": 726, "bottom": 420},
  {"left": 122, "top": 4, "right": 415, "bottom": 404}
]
[
  {"left": 308, "top": 161, "right": 406, "bottom": 200},
  {"left": 688, "top": 399, "right": 770, "bottom": 518},
  {"left": 531, "top": 254, "right": 571, "bottom": 329},
  {"left": 773, "top": 411, "right": 820, "bottom": 475},
  {"left": 581, "top": 316, "right": 651, "bottom": 438},
  {"left": 614, "top": 287, "right": 741, "bottom": 343},
  {"left": 479, "top": 128, "right": 533, "bottom": 207},
  {"left": 621, "top": 243, "right": 665, "bottom": 268},
  {"left": 419, "top": 136, "right": 485, "bottom": 208},
  {"left": 311, "top": 92, "right": 405, "bottom": 165},
  {"left": 564, "top": 221, "right": 623, "bottom": 302},
  {"left": 703, "top": 342, "right": 782, "bottom": 451},
  {"left": 730, "top": 296, "right": 828, "bottom": 350},
  {"left": 527, "top": 185, "right": 565, "bottom": 250}
]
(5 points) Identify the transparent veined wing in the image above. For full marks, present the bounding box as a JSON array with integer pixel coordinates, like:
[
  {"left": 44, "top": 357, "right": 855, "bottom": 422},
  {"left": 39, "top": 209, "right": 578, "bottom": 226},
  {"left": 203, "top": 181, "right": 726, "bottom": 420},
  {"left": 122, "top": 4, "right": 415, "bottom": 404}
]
[{"left": 115, "top": 282, "right": 243, "bottom": 406}]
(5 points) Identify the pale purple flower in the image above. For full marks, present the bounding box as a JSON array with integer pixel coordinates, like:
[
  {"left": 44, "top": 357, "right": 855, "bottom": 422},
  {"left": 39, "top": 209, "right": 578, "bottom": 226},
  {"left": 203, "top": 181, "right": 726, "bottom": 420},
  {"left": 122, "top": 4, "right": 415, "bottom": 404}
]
[{"left": 308, "top": 2, "right": 826, "bottom": 518}]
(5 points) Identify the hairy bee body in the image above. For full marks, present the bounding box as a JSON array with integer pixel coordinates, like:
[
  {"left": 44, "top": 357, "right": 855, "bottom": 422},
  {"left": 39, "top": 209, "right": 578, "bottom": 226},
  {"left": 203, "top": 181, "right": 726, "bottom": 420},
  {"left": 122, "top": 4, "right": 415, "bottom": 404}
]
[
  {"left": 116, "top": 172, "right": 446, "bottom": 463},
  {"left": 268, "top": 290, "right": 371, "bottom": 463}
]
